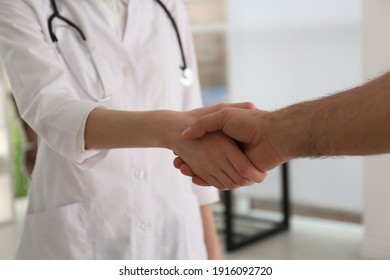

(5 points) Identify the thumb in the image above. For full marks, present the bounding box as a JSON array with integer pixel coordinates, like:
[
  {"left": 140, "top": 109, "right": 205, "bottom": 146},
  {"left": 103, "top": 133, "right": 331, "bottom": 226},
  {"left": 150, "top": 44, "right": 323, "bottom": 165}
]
[{"left": 182, "top": 110, "right": 226, "bottom": 139}]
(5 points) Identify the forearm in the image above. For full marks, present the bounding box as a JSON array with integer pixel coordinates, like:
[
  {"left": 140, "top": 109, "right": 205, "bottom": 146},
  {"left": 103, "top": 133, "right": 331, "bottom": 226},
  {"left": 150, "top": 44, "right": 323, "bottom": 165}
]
[
  {"left": 270, "top": 72, "right": 390, "bottom": 159},
  {"left": 200, "top": 204, "right": 223, "bottom": 260},
  {"left": 85, "top": 108, "right": 179, "bottom": 150}
]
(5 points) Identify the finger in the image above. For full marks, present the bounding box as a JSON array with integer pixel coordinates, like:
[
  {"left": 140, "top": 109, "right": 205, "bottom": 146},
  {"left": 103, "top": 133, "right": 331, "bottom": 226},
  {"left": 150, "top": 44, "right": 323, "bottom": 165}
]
[
  {"left": 201, "top": 174, "right": 229, "bottom": 190},
  {"left": 194, "top": 175, "right": 229, "bottom": 190},
  {"left": 227, "top": 147, "right": 267, "bottom": 184},
  {"left": 173, "top": 158, "right": 196, "bottom": 177},
  {"left": 223, "top": 160, "right": 256, "bottom": 187},
  {"left": 182, "top": 111, "right": 226, "bottom": 139},
  {"left": 193, "top": 153, "right": 243, "bottom": 189},
  {"left": 179, "top": 163, "right": 195, "bottom": 177},
  {"left": 173, "top": 157, "right": 185, "bottom": 169},
  {"left": 212, "top": 102, "right": 257, "bottom": 111},
  {"left": 215, "top": 169, "right": 240, "bottom": 189},
  {"left": 183, "top": 162, "right": 237, "bottom": 189},
  {"left": 174, "top": 161, "right": 207, "bottom": 184},
  {"left": 175, "top": 155, "right": 231, "bottom": 188},
  {"left": 192, "top": 176, "right": 210, "bottom": 186}
]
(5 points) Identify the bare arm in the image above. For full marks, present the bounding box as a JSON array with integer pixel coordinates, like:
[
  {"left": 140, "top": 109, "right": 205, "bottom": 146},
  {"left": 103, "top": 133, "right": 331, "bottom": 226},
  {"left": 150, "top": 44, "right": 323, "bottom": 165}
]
[
  {"left": 84, "top": 104, "right": 266, "bottom": 189},
  {"left": 269, "top": 71, "right": 390, "bottom": 159},
  {"left": 200, "top": 204, "right": 223, "bottom": 260},
  {"left": 179, "top": 72, "right": 390, "bottom": 188},
  {"left": 85, "top": 108, "right": 177, "bottom": 150}
]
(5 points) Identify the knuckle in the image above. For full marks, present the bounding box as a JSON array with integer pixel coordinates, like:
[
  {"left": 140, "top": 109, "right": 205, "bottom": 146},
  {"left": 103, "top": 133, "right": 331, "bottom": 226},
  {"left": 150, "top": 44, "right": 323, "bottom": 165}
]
[
  {"left": 225, "top": 182, "right": 237, "bottom": 189},
  {"left": 220, "top": 107, "right": 233, "bottom": 118},
  {"left": 220, "top": 107, "right": 230, "bottom": 113},
  {"left": 215, "top": 103, "right": 225, "bottom": 110},
  {"left": 258, "top": 176, "right": 265, "bottom": 183},
  {"left": 235, "top": 177, "right": 247, "bottom": 186},
  {"left": 244, "top": 102, "right": 256, "bottom": 109},
  {"left": 215, "top": 181, "right": 227, "bottom": 190},
  {"left": 239, "top": 178, "right": 253, "bottom": 186},
  {"left": 237, "top": 165, "right": 252, "bottom": 179}
]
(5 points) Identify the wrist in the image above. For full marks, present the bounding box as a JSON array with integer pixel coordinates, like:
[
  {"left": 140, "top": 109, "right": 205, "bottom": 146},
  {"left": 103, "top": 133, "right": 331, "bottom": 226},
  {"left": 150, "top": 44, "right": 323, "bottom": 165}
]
[
  {"left": 154, "top": 111, "right": 193, "bottom": 150},
  {"left": 265, "top": 109, "right": 299, "bottom": 162},
  {"left": 270, "top": 101, "right": 321, "bottom": 161}
]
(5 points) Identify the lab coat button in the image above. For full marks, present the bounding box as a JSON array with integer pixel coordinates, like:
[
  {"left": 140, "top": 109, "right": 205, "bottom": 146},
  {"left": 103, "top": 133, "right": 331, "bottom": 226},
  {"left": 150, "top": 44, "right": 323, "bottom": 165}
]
[
  {"left": 140, "top": 221, "right": 150, "bottom": 232},
  {"left": 134, "top": 169, "right": 145, "bottom": 180},
  {"left": 122, "top": 66, "right": 131, "bottom": 76}
]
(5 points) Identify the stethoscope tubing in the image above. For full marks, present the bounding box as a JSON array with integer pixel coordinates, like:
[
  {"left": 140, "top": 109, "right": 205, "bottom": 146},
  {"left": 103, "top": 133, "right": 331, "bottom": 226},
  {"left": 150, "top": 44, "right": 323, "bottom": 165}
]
[
  {"left": 48, "top": 0, "right": 190, "bottom": 74},
  {"left": 47, "top": 0, "right": 193, "bottom": 102},
  {"left": 48, "top": 0, "right": 86, "bottom": 42},
  {"left": 153, "top": 0, "right": 188, "bottom": 72}
]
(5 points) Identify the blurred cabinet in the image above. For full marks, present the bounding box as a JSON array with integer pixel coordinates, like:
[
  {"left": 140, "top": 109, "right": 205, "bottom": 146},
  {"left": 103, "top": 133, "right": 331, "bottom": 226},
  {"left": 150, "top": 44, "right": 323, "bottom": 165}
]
[{"left": 184, "top": 0, "right": 228, "bottom": 106}]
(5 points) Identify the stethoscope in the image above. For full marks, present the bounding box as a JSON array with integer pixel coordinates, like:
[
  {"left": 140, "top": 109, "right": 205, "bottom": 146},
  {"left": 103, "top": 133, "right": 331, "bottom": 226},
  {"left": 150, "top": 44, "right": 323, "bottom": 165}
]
[{"left": 48, "top": 0, "right": 194, "bottom": 102}]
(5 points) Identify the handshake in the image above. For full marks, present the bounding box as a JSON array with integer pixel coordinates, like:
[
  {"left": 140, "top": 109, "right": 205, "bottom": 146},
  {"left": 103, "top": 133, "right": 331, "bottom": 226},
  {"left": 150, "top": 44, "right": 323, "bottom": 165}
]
[
  {"left": 171, "top": 70, "right": 390, "bottom": 190},
  {"left": 171, "top": 102, "right": 292, "bottom": 190}
]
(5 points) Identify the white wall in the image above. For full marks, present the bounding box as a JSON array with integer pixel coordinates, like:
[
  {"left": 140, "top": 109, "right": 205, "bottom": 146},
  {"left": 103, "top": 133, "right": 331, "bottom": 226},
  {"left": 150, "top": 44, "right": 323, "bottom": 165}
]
[
  {"left": 360, "top": 0, "right": 390, "bottom": 259},
  {"left": 228, "top": 0, "right": 364, "bottom": 212}
]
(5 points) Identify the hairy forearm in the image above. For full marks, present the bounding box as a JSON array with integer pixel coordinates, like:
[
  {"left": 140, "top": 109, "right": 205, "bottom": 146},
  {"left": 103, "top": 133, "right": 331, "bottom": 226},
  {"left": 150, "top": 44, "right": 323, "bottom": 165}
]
[{"left": 270, "top": 72, "right": 390, "bottom": 159}]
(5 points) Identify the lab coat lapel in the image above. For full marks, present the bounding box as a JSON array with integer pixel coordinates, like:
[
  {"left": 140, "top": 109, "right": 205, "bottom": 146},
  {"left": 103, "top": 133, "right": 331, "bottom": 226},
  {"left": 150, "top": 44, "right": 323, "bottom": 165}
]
[
  {"left": 120, "top": 0, "right": 133, "bottom": 45},
  {"left": 121, "top": 0, "right": 142, "bottom": 51}
]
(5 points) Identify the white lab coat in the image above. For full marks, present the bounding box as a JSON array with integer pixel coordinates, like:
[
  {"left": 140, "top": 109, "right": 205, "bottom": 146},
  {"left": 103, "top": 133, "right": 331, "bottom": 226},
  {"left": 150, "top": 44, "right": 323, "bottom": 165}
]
[{"left": 0, "top": 0, "right": 219, "bottom": 259}]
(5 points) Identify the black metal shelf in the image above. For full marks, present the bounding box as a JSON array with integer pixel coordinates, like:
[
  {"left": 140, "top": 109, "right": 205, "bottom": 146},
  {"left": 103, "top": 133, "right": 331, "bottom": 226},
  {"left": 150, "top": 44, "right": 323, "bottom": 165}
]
[{"left": 221, "top": 162, "right": 291, "bottom": 252}]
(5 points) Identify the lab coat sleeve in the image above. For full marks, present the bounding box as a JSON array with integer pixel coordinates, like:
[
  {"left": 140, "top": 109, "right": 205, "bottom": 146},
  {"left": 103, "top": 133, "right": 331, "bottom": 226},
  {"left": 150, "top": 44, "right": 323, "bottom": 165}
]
[
  {"left": 192, "top": 185, "right": 220, "bottom": 206},
  {"left": 0, "top": 1, "right": 107, "bottom": 166}
]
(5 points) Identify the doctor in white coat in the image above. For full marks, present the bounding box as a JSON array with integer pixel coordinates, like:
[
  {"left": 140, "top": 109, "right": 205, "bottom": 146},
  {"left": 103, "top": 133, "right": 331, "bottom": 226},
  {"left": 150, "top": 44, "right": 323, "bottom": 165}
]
[{"left": 0, "top": 0, "right": 264, "bottom": 259}]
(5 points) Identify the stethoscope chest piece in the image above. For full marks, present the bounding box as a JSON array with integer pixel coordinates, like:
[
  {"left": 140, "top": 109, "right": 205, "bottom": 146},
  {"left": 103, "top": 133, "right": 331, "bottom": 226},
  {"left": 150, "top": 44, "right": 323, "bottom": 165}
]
[{"left": 180, "top": 68, "right": 194, "bottom": 87}]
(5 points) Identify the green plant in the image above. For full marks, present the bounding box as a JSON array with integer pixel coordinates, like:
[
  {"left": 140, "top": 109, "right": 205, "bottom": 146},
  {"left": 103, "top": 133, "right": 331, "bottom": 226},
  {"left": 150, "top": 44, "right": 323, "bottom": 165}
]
[{"left": 8, "top": 101, "right": 29, "bottom": 197}]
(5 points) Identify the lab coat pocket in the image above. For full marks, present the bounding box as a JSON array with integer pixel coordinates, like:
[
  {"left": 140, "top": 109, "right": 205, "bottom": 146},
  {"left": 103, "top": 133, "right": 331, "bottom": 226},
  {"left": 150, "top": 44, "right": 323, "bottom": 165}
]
[{"left": 16, "top": 202, "right": 92, "bottom": 260}]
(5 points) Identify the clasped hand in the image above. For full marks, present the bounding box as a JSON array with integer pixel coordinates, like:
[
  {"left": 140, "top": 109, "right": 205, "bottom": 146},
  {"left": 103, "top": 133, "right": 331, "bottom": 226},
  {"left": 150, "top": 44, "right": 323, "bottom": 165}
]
[{"left": 173, "top": 103, "right": 289, "bottom": 190}]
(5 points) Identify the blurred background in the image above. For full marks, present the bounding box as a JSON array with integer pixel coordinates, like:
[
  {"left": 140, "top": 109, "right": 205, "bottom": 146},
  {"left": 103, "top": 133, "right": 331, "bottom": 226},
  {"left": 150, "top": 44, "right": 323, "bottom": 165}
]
[{"left": 1, "top": 0, "right": 390, "bottom": 259}]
